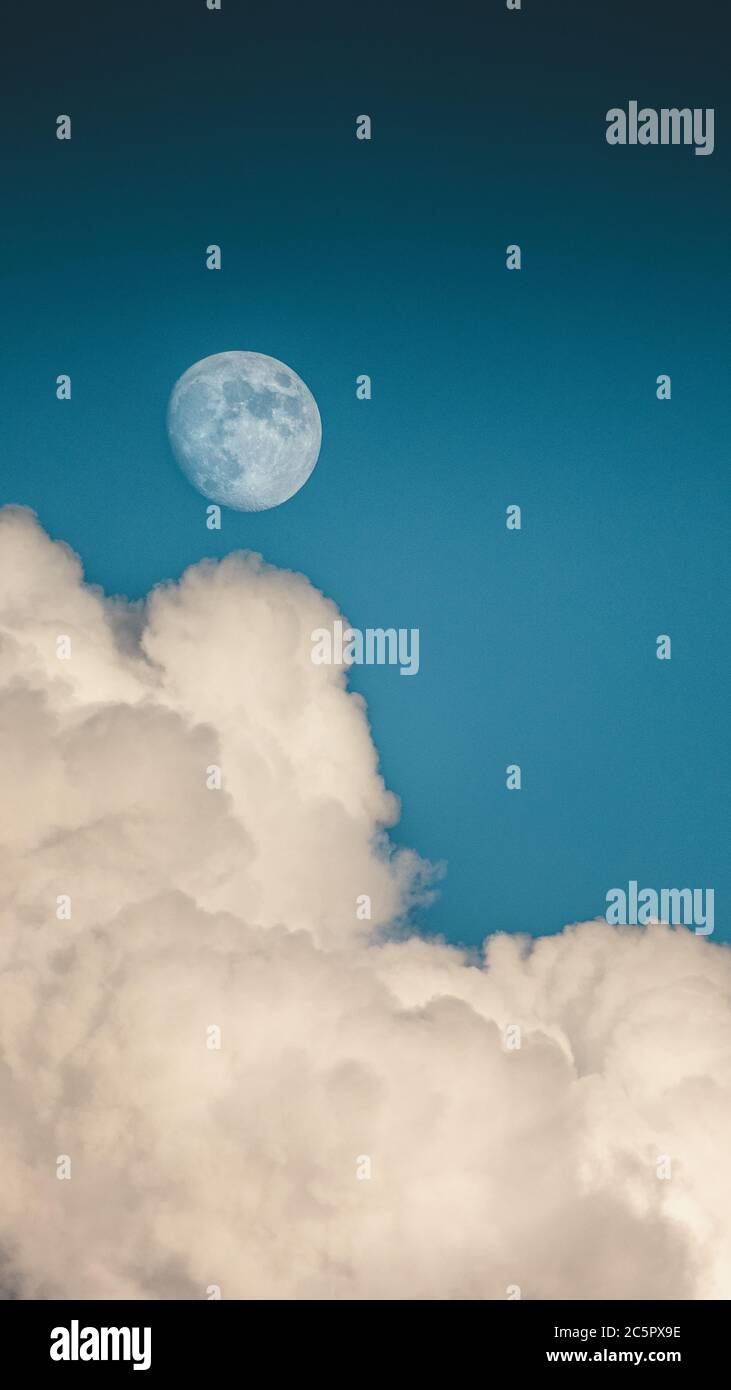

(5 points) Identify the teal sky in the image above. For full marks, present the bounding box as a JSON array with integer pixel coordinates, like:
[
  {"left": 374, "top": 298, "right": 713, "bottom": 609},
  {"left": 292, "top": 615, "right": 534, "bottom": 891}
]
[{"left": 3, "top": 0, "right": 729, "bottom": 943}]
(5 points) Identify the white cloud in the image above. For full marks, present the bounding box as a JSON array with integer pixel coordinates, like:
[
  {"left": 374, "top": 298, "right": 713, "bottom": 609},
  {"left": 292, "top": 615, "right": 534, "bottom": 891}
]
[{"left": 0, "top": 506, "right": 728, "bottom": 1300}]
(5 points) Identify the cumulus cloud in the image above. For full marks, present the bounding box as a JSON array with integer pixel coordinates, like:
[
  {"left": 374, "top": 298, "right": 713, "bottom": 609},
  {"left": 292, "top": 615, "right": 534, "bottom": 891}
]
[{"left": 0, "top": 506, "right": 729, "bottom": 1300}]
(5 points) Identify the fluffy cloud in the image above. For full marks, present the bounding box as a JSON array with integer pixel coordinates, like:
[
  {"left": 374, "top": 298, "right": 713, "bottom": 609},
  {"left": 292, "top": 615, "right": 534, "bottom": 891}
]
[{"left": 0, "top": 506, "right": 728, "bottom": 1300}]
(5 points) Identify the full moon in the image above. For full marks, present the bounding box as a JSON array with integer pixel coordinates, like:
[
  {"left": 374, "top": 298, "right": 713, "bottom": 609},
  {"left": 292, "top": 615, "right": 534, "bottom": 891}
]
[{"left": 167, "top": 351, "right": 322, "bottom": 512}]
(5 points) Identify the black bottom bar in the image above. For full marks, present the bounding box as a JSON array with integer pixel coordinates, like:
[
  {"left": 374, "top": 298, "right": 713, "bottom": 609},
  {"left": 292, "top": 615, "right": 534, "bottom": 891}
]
[{"left": 3, "top": 1298, "right": 726, "bottom": 1376}]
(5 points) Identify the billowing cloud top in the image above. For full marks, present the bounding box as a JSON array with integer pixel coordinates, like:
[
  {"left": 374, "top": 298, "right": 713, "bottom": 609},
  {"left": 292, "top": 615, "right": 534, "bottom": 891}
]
[{"left": 0, "top": 507, "right": 728, "bottom": 1300}]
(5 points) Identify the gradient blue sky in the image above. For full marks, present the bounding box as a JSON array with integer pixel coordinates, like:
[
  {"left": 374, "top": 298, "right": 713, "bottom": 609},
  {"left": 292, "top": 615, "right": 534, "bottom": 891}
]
[{"left": 3, "top": 0, "right": 729, "bottom": 943}]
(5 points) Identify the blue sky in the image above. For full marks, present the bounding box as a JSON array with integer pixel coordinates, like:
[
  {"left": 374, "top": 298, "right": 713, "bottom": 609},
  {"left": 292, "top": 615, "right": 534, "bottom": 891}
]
[{"left": 3, "top": 0, "right": 729, "bottom": 943}]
